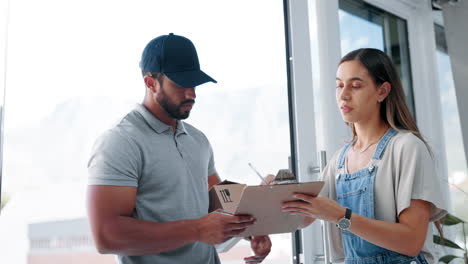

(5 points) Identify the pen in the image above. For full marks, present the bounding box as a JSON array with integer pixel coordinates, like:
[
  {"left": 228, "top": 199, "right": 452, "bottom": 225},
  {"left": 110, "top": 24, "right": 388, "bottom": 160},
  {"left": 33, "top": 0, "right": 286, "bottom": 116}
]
[{"left": 248, "top": 163, "right": 269, "bottom": 185}]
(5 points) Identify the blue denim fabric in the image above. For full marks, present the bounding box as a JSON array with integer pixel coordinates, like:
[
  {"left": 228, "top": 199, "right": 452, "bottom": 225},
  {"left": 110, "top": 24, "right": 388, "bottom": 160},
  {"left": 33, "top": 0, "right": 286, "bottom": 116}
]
[
  {"left": 345, "top": 251, "right": 428, "bottom": 264},
  {"left": 335, "top": 128, "right": 428, "bottom": 264}
]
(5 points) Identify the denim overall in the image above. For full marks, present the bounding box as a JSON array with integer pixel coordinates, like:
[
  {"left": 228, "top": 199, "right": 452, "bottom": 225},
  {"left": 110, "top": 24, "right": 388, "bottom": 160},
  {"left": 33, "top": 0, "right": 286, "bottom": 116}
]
[{"left": 336, "top": 128, "right": 428, "bottom": 264}]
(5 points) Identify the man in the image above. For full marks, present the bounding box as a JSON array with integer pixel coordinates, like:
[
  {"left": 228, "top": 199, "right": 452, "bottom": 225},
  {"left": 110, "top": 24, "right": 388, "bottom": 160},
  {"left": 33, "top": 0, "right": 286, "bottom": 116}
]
[{"left": 87, "top": 33, "right": 271, "bottom": 264}]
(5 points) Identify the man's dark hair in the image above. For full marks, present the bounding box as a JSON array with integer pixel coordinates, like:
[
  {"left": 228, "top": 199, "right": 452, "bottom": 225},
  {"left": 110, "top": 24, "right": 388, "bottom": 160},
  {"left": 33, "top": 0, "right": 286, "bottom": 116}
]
[{"left": 143, "top": 72, "right": 164, "bottom": 86}]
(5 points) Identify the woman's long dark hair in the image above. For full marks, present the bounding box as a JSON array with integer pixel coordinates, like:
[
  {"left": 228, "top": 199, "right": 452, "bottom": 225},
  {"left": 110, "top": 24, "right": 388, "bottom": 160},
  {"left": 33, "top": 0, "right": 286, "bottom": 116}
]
[{"left": 340, "top": 48, "right": 431, "bottom": 154}]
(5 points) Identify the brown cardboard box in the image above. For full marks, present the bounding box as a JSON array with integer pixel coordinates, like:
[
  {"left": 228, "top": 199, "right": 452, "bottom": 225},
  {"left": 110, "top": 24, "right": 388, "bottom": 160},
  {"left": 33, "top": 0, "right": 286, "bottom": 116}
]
[{"left": 209, "top": 180, "right": 324, "bottom": 237}]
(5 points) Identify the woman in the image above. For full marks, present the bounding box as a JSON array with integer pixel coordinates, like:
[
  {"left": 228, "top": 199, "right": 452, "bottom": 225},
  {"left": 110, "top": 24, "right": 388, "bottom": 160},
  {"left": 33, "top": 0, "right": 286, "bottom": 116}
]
[{"left": 282, "top": 48, "right": 448, "bottom": 263}]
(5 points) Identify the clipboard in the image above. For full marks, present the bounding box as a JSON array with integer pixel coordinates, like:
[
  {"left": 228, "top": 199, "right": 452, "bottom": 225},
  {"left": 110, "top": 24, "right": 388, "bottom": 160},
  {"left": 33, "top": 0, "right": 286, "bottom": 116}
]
[{"left": 209, "top": 181, "right": 324, "bottom": 237}]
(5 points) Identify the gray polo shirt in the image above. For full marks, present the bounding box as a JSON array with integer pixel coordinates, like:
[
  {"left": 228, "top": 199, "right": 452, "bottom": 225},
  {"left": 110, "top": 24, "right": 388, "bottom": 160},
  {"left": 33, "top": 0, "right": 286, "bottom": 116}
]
[{"left": 88, "top": 104, "right": 220, "bottom": 264}]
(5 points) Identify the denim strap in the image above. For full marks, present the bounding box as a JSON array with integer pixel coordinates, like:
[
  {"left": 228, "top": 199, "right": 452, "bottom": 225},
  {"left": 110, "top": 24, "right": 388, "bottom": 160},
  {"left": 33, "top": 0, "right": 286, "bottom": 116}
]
[{"left": 372, "top": 128, "right": 397, "bottom": 160}]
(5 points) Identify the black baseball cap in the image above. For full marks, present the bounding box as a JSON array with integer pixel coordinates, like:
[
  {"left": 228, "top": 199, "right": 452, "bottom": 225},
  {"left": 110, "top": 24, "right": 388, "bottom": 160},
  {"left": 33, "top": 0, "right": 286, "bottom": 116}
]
[{"left": 139, "top": 33, "right": 217, "bottom": 88}]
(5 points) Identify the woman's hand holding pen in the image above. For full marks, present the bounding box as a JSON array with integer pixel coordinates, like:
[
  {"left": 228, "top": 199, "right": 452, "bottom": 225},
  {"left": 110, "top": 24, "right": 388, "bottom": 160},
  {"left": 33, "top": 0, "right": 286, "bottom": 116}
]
[{"left": 282, "top": 194, "right": 346, "bottom": 225}]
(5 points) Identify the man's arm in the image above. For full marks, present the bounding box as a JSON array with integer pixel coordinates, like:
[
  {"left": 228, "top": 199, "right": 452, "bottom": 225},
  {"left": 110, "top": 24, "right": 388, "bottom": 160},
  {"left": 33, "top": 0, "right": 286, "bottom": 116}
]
[
  {"left": 87, "top": 185, "right": 255, "bottom": 256},
  {"left": 208, "top": 173, "right": 222, "bottom": 190}
]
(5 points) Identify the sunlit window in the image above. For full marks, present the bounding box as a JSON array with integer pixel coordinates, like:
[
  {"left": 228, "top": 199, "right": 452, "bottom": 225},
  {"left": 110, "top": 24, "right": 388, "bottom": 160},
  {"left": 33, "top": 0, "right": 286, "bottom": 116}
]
[
  {"left": 338, "top": 0, "right": 415, "bottom": 117},
  {"left": 434, "top": 23, "right": 468, "bottom": 222},
  {"left": 0, "top": 1, "right": 292, "bottom": 263}
]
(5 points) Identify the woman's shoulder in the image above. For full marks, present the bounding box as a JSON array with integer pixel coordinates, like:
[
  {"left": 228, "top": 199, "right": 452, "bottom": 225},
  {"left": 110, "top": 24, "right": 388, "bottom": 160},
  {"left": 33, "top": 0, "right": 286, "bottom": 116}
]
[
  {"left": 392, "top": 130, "right": 423, "bottom": 145},
  {"left": 390, "top": 130, "right": 430, "bottom": 154}
]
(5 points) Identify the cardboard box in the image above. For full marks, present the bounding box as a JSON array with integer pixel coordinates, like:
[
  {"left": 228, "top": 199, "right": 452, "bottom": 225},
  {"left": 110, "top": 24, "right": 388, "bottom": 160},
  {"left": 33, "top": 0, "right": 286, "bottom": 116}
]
[{"left": 209, "top": 180, "right": 324, "bottom": 237}]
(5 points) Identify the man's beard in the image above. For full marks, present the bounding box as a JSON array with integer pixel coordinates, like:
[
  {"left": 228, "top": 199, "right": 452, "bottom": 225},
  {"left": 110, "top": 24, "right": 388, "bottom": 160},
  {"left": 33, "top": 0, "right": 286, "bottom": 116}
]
[{"left": 157, "top": 87, "right": 194, "bottom": 120}]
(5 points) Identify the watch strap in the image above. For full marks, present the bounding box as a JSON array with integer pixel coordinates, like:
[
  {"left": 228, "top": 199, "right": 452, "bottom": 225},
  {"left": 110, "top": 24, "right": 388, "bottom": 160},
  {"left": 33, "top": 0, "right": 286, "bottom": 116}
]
[{"left": 345, "top": 208, "right": 352, "bottom": 220}]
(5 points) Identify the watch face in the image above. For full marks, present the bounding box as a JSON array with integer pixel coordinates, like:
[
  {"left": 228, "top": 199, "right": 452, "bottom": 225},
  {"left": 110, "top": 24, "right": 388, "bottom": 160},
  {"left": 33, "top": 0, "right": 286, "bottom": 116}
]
[{"left": 338, "top": 218, "right": 351, "bottom": 230}]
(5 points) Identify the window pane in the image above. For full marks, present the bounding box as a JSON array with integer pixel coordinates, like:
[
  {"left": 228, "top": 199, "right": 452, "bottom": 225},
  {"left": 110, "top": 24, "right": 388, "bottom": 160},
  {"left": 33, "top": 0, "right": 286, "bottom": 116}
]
[
  {"left": 434, "top": 24, "right": 468, "bottom": 222},
  {"left": 0, "top": 1, "right": 292, "bottom": 263},
  {"left": 0, "top": 0, "right": 7, "bottom": 212},
  {"left": 339, "top": 0, "right": 415, "bottom": 117}
]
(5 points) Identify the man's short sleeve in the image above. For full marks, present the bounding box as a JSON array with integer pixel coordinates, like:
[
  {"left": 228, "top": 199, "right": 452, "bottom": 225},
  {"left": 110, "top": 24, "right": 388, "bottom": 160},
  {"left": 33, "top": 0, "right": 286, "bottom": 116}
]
[
  {"left": 395, "top": 134, "right": 448, "bottom": 221},
  {"left": 88, "top": 130, "right": 142, "bottom": 187},
  {"left": 207, "top": 143, "right": 217, "bottom": 176}
]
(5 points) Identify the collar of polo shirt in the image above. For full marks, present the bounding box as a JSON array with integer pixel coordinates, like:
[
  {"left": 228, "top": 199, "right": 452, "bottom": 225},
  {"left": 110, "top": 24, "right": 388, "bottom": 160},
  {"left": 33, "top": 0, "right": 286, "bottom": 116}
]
[{"left": 135, "top": 104, "right": 188, "bottom": 135}]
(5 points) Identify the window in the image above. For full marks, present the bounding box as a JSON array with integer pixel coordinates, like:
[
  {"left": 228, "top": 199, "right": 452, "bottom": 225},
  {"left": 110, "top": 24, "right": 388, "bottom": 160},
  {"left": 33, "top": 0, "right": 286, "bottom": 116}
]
[
  {"left": 339, "top": 0, "right": 415, "bottom": 117},
  {"left": 434, "top": 23, "right": 468, "bottom": 222},
  {"left": 0, "top": 1, "right": 292, "bottom": 263},
  {"left": 0, "top": 0, "right": 8, "bottom": 213}
]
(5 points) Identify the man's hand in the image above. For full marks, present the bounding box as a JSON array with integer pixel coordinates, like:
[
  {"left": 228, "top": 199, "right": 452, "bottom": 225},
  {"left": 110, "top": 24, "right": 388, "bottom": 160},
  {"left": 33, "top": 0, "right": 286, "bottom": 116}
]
[
  {"left": 195, "top": 210, "right": 255, "bottom": 245},
  {"left": 244, "top": 235, "right": 271, "bottom": 263}
]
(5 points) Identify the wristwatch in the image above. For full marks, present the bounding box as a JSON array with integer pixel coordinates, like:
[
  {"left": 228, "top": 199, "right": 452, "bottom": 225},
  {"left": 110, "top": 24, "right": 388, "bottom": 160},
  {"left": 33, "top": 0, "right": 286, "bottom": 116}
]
[{"left": 336, "top": 208, "right": 352, "bottom": 230}]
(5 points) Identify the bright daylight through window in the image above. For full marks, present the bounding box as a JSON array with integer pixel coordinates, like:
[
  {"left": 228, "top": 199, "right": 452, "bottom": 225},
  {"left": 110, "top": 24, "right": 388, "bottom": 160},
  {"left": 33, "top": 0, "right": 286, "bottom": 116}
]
[{"left": 0, "top": 1, "right": 292, "bottom": 263}]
